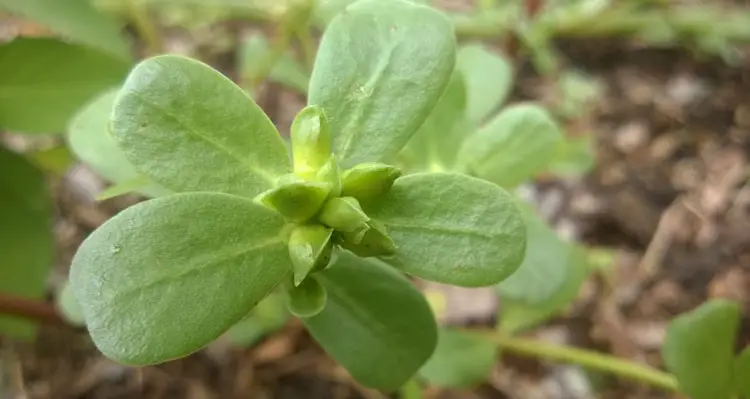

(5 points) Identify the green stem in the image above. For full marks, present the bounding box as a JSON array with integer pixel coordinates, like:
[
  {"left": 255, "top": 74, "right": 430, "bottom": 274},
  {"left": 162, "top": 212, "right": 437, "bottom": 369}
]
[
  {"left": 297, "top": 28, "right": 316, "bottom": 72},
  {"left": 470, "top": 330, "right": 680, "bottom": 393},
  {"left": 127, "top": 0, "right": 164, "bottom": 55}
]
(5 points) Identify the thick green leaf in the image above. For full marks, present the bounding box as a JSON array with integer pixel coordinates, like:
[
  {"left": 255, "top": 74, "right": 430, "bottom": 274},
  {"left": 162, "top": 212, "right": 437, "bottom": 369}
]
[
  {"left": 308, "top": 0, "right": 456, "bottom": 167},
  {"left": 0, "top": 0, "right": 130, "bottom": 59},
  {"left": 734, "top": 347, "right": 750, "bottom": 398},
  {"left": 303, "top": 251, "right": 437, "bottom": 391},
  {"left": 111, "top": 55, "right": 291, "bottom": 198},
  {"left": 401, "top": 71, "right": 470, "bottom": 171},
  {"left": 67, "top": 88, "right": 170, "bottom": 198},
  {"left": 547, "top": 135, "right": 596, "bottom": 177},
  {"left": 225, "top": 291, "right": 289, "bottom": 347},
  {"left": 366, "top": 173, "right": 526, "bottom": 287},
  {"left": 240, "top": 34, "right": 309, "bottom": 93},
  {"left": 0, "top": 147, "right": 54, "bottom": 339},
  {"left": 285, "top": 276, "right": 327, "bottom": 318},
  {"left": 496, "top": 204, "right": 570, "bottom": 304},
  {"left": 55, "top": 281, "right": 85, "bottom": 327},
  {"left": 499, "top": 245, "right": 589, "bottom": 333},
  {"left": 458, "top": 103, "right": 564, "bottom": 189},
  {"left": 419, "top": 329, "right": 497, "bottom": 389},
  {"left": 69, "top": 192, "right": 291, "bottom": 365},
  {"left": 456, "top": 43, "right": 513, "bottom": 125},
  {"left": 662, "top": 299, "right": 739, "bottom": 399},
  {"left": 0, "top": 38, "right": 130, "bottom": 133}
]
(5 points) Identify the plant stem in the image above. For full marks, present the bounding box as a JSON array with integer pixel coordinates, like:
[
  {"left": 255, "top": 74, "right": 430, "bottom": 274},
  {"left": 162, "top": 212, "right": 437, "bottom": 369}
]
[
  {"left": 469, "top": 330, "right": 680, "bottom": 393},
  {"left": 297, "top": 28, "right": 316, "bottom": 72},
  {"left": 0, "top": 292, "right": 66, "bottom": 326},
  {"left": 127, "top": 0, "right": 164, "bottom": 55}
]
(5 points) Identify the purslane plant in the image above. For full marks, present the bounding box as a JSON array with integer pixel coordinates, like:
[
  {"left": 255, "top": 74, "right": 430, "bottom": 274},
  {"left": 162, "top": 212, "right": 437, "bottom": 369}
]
[{"left": 69, "top": 0, "right": 527, "bottom": 390}]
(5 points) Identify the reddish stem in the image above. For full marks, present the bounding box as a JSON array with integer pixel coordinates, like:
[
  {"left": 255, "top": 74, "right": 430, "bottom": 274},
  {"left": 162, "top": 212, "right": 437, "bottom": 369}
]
[{"left": 0, "top": 292, "right": 66, "bottom": 326}]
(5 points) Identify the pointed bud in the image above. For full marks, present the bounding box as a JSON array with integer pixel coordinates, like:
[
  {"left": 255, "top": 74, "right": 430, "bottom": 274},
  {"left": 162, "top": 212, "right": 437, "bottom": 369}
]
[
  {"left": 339, "top": 219, "right": 397, "bottom": 257},
  {"left": 313, "top": 155, "right": 342, "bottom": 198},
  {"left": 288, "top": 224, "right": 334, "bottom": 286},
  {"left": 285, "top": 276, "right": 327, "bottom": 318},
  {"left": 318, "top": 197, "right": 370, "bottom": 233},
  {"left": 254, "top": 180, "right": 331, "bottom": 222},
  {"left": 341, "top": 163, "right": 402, "bottom": 201},
  {"left": 291, "top": 105, "right": 331, "bottom": 176}
]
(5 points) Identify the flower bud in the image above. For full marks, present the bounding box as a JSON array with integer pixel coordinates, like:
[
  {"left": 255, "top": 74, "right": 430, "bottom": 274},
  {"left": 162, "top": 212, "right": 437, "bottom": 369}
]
[
  {"left": 288, "top": 224, "right": 334, "bottom": 286},
  {"left": 254, "top": 180, "right": 331, "bottom": 222},
  {"left": 285, "top": 276, "right": 327, "bottom": 318},
  {"left": 318, "top": 197, "right": 370, "bottom": 233},
  {"left": 340, "top": 219, "right": 397, "bottom": 257},
  {"left": 291, "top": 105, "right": 331, "bottom": 176},
  {"left": 341, "top": 163, "right": 402, "bottom": 201}
]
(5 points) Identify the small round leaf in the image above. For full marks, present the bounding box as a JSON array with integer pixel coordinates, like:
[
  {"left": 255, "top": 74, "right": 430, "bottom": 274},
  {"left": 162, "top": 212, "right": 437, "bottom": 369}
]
[
  {"left": 286, "top": 277, "right": 328, "bottom": 318},
  {"left": 70, "top": 192, "right": 291, "bottom": 365},
  {"left": 367, "top": 172, "right": 526, "bottom": 287}
]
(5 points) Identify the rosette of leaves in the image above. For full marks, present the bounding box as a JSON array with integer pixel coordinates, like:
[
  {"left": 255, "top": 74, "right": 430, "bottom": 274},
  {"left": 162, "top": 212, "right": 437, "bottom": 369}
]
[{"left": 69, "top": 0, "right": 527, "bottom": 391}]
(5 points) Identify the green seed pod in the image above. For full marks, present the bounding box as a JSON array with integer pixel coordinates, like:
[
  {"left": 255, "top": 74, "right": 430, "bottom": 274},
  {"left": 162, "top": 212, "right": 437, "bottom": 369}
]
[
  {"left": 340, "top": 219, "right": 398, "bottom": 257},
  {"left": 291, "top": 105, "right": 331, "bottom": 177},
  {"left": 254, "top": 180, "right": 331, "bottom": 222},
  {"left": 318, "top": 196, "right": 370, "bottom": 233},
  {"left": 313, "top": 155, "right": 342, "bottom": 198},
  {"left": 341, "top": 163, "right": 402, "bottom": 201},
  {"left": 288, "top": 224, "right": 334, "bottom": 286},
  {"left": 286, "top": 276, "right": 327, "bottom": 318}
]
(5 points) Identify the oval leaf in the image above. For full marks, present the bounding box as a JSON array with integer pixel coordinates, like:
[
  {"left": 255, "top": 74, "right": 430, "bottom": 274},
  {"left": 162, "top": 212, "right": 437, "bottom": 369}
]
[
  {"left": 308, "top": 0, "right": 456, "bottom": 167},
  {"left": 499, "top": 246, "right": 589, "bottom": 333},
  {"left": 0, "top": 38, "right": 130, "bottom": 133},
  {"left": 662, "top": 299, "right": 740, "bottom": 399},
  {"left": 0, "top": 147, "right": 54, "bottom": 339},
  {"left": 367, "top": 173, "right": 526, "bottom": 287},
  {"left": 496, "top": 204, "right": 570, "bottom": 304},
  {"left": 419, "top": 329, "right": 497, "bottom": 389},
  {"left": 456, "top": 43, "right": 513, "bottom": 125},
  {"left": 111, "top": 55, "right": 291, "bottom": 198},
  {"left": 401, "top": 71, "right": 470, "bottom": 171},
  {"left": 303, "top": 251, "right": 437, "bottom": 391},
  {"left": 69, "top": 192, "right": 291, "bottom": 365},
  {"left": 67, "top": 88, "right": 170, "bottom": 198},
  {"left": 0, "top": 0, "right": 131, "bottom": 60},
  {"left": 458, "top": 103, "right": 564, "bottom": 189}
]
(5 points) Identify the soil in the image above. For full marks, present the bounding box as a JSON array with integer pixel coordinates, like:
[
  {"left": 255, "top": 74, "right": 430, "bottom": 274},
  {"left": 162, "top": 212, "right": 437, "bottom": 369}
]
[{"left": 3, "top": 13, "right": 750, "bottom": 399}]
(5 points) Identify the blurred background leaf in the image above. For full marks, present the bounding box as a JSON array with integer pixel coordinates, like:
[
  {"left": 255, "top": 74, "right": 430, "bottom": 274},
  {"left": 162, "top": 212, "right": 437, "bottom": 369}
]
[{"left": 0, "top": 147, "right": 54, "bottom": 339}]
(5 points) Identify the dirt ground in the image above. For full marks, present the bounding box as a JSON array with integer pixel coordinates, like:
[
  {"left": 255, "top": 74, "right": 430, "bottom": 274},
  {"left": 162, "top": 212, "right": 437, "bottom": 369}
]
[{"left": 3, "top": 21, "right": 750, "bottom": 399}]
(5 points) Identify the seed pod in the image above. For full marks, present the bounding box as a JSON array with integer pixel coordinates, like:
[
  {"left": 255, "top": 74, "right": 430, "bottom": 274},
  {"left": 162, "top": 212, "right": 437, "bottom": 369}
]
[
  {"left": 288, "top": 224, "right": 334, "bottom": 286},
  {"left": 314, "top": 155, "right": 342, "bottom": 198},
  {"left": 318, "top": 196, "right": 370, "bottom": 233},
  {"left": 341, "top": 163, "right": 402, "bottom": 201},
  {"left": 340, "top": 219, "right": 397, "bottom": 257},
  {"left": 285, "top": 276, "right": 327, "bottom": 318},
  {"left": 254, "top": 180, "right": 331, "bottom": 222},
  {"left": 291, "top": 105, "right": 331, "bottom": 177}
]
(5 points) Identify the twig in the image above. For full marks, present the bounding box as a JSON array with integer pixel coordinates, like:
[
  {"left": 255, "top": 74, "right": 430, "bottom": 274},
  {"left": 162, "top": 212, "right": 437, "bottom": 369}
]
[{"left": 0, "top": 292, "right": 66, "bottom": 326}]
